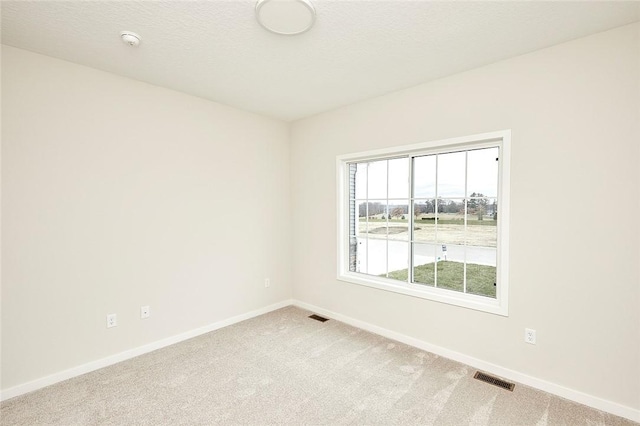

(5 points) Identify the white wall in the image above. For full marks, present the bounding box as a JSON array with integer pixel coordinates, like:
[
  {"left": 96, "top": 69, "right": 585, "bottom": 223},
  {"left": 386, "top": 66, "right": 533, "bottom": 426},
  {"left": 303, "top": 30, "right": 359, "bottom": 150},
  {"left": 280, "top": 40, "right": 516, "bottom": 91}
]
[
  {"left": 2, "top": 22, "right": 639, "bottom": 418},
  {"left": 291, "top": 23, "right": 640, "bottom": 413},
  {"left": 1, "top": 46, "right": 291, "bottom": 390}
]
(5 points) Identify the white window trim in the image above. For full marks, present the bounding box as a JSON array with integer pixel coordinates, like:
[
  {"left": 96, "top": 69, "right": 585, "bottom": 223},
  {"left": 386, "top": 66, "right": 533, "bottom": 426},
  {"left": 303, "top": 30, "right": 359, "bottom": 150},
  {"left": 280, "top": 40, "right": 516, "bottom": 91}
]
[{"left": 336, "top": 130, "right": 511, "bottom": 316}]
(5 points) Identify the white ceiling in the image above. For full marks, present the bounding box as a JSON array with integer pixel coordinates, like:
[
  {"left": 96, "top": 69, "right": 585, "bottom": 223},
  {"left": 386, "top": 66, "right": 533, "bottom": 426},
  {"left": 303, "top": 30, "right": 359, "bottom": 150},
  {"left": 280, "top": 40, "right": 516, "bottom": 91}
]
[{"left": 2, "top": 1, "right": 639, "bottom": 122}]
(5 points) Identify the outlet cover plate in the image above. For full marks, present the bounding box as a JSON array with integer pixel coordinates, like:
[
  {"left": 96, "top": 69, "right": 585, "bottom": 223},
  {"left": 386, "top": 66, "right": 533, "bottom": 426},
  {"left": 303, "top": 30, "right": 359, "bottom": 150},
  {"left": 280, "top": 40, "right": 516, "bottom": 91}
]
[
  {"left": 107, "top": 314, "right": 117, "bottom": 328},
  {"left": 525, "top": 328, "right": 536, "bottom": 344}
]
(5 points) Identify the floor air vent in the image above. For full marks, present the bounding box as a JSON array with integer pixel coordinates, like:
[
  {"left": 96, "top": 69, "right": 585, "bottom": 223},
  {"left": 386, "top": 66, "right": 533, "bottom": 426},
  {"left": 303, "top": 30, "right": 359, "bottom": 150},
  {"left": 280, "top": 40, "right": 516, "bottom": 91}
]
[
  {"left": 473, "top": 371, "right": 515, "bottom": 391},
  {"left": 308, "top": 314, "right": 329, "bottom": 322}
]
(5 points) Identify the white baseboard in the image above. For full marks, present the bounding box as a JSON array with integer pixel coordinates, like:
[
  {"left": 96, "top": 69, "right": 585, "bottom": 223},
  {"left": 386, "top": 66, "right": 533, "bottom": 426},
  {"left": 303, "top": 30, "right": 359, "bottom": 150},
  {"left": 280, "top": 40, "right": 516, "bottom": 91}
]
[
  {"left": 292, "top": 299, "right": 640, "bottom": 423},
  {"left": 3, "top": 298, "right": 638, "bottom": 423},
  {"left": 0, "top": 299, "right": 293, "bottom": 402}
]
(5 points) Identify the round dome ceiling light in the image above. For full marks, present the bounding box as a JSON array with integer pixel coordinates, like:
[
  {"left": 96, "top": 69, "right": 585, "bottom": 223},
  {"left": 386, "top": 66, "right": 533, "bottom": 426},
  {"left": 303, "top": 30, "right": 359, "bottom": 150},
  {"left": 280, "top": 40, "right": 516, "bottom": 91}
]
[
  {"left": 120, "top": 31, "right": 142, "bottom": 47},
  {"left": 255, "top": 0, "right": 316, "bottom": 36}
]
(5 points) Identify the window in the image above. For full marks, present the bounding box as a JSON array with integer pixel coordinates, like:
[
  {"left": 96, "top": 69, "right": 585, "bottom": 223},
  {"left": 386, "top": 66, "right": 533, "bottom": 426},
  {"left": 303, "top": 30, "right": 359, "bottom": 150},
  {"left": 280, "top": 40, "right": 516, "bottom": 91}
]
[{"left": 337, "top": 130, "right": 510, "bottom": 315}]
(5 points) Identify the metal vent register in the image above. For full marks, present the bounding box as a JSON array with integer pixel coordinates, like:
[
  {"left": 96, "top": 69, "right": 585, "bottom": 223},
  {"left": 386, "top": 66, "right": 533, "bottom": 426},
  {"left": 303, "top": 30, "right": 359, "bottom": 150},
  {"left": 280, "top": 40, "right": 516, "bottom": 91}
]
[
  {"left": 473, "top": 371, "right": 515, "bottom": 391},
  {"left": 308, "top": 314, "right": 329, "bottom": 322}
]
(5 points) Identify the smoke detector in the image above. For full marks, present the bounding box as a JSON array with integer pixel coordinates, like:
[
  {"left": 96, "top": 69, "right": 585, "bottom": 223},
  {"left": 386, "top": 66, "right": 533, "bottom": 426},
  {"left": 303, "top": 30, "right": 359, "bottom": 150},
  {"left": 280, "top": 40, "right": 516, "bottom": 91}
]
[
  {"left": 255, "top": 0, "right": 316, "bottom": 36},
  {"left": 120, "top": 31, "right": 142, "bottom": 47}
]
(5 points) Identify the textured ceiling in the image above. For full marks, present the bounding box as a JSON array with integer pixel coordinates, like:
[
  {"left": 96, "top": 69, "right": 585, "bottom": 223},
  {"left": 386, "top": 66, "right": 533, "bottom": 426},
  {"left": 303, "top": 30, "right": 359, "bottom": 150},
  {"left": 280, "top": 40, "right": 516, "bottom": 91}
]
[{"left": 2, "top": 1, "right": 639, "bottom": 121}]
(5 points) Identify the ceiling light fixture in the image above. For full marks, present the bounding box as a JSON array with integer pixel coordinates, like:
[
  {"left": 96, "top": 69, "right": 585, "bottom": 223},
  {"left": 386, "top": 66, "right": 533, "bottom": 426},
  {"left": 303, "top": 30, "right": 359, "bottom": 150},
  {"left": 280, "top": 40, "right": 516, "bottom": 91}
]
[
  {"left": 255, "top": 0, "right": 316, "bottom": 36},
  {"left": 120, "top": 31, "right": 142, "bottom": 47}
]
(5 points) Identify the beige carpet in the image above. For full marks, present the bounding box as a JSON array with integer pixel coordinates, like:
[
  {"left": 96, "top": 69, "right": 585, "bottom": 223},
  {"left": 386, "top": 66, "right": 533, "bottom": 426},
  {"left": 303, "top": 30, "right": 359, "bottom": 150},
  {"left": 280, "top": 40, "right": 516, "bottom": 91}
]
[{"left": 1, "top": 306, "right": 636, "bottom": 425}]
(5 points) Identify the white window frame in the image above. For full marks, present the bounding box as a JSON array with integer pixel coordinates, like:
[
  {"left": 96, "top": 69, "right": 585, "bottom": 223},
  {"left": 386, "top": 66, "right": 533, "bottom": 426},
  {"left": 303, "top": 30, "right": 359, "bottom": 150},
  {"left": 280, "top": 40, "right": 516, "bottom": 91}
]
[{"left": 336, "top": 130, "right": 511, "bottom": 316}]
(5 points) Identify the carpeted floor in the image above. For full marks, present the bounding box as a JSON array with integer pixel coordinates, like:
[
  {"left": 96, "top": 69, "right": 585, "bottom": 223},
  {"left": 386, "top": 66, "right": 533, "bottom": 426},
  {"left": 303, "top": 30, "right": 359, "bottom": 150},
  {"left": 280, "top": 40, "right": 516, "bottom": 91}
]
[{"left": 1, "top": 306, "right": 637, "bottom": 425}]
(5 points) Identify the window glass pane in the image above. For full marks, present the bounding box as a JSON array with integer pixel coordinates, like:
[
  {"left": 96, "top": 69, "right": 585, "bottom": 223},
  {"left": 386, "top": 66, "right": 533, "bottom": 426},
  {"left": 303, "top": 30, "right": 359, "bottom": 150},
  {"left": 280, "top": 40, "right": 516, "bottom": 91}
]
[
  {"left": 364, "top": 202, "right": 409, "bottom": 237},
  {"left": 488, "top": 199, "right": 498, "bottom": 222},
  {"left": 437, "top": 151, "right": 466, "bottom": 198},
  {"left": 437, "top": 242, "right": 464, "bottom": 264},
  {"left": 413, "top": 204, "right": 436, "bottom": 243},
  {"left": 434, "top": 243, "right": 465, "bottom": 292},
  {"left": 387, "top": 202, "right": 409, "bottom": 241},
  {"left": 466, "top": 194, "right": 492, "bottom": 222},
  {"left": 437, "top": 199, "right": 465, "bottom": 246},
  {"left": 436, "top": 259, "right": 464, "bottom": 293},
  {"left": 368, "top": 160, "right": 387, "bottom": 199},
  {"left": 466, "top": 198, "right": 497, "bottom": 248},
  {"left": 412, "top": 243, "right": 436, "bottom": 286},
  {"left": 413, "top": 155, "right": 436, "bottom": 198},
  {"left": 356, "top": 200, "right": 369, "bottom": 237},
  {"left": 387, "top": 240, "right": 409, "bottom": 280},
  {"left": 437, "top": 198, "right": 464, "bottom": 215},
  {"left": 355, "top": 162, "right": 368, "bottom": 200},
  {"left": 466, "top": 247, "right": 497, "bottom": 298},
  {"left": 388, "top": 158, "right": 409, "bottom": 199},
  {"left": 362, "top": 200, "right": 385, "bottom": 224},
  {"left": 467, "top": 147, "right": 498, "bottom": 198},
  {"left": 366, "top": 238, "right": 387, "bottom": 276},
  {"left": 413, "top": 199, "right": 436, "bottom": 218}
]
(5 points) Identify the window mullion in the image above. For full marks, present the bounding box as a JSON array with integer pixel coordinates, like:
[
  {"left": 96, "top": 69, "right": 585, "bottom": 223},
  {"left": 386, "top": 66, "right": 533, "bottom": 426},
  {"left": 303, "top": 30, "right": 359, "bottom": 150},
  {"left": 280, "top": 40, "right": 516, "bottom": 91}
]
[
  {"left": 434, "top": 154, "right": 439, "bottom": 289},
  {"left": 408, "top": 156, "right": 414, "bottom": 285},
  {"left": 386, "top": 160, "right": 389, "bottom": 278},
  {"left": 365, "top": 163, "right": 369, "bottom": 274},
  {"left": 463, "top": 151, "right": 468, "bottom": 294}
]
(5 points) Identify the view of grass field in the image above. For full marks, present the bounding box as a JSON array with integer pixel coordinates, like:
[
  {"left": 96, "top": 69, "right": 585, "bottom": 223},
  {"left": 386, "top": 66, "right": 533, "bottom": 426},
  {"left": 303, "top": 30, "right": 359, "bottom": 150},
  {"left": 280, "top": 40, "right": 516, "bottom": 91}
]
[{"left": 385, "top": 261, "right": 496, "bottom": 298}]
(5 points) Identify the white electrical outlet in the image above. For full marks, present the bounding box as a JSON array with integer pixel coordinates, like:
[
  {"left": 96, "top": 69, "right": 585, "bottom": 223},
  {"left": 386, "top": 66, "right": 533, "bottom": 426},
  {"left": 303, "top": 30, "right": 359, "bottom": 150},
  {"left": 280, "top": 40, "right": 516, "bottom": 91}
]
[
  {"left": 525, "top": 328, "right": 536, "bottom": 344},
  {"left": 264, "top": 278, "right": 271, "bottom": 288},
  {"left": 140, "top": 305, "right": 150, "bottom": 319},
  {"left": 106, "top": 314, "right": 117, "bottom": 328}
]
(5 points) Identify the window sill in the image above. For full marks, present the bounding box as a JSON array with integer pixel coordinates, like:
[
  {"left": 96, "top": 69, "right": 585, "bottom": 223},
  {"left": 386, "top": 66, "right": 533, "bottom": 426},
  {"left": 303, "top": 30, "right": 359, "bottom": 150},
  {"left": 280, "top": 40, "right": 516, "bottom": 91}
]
[{"left": 337, "top": 272, "right": 508, "bottom": 316}]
